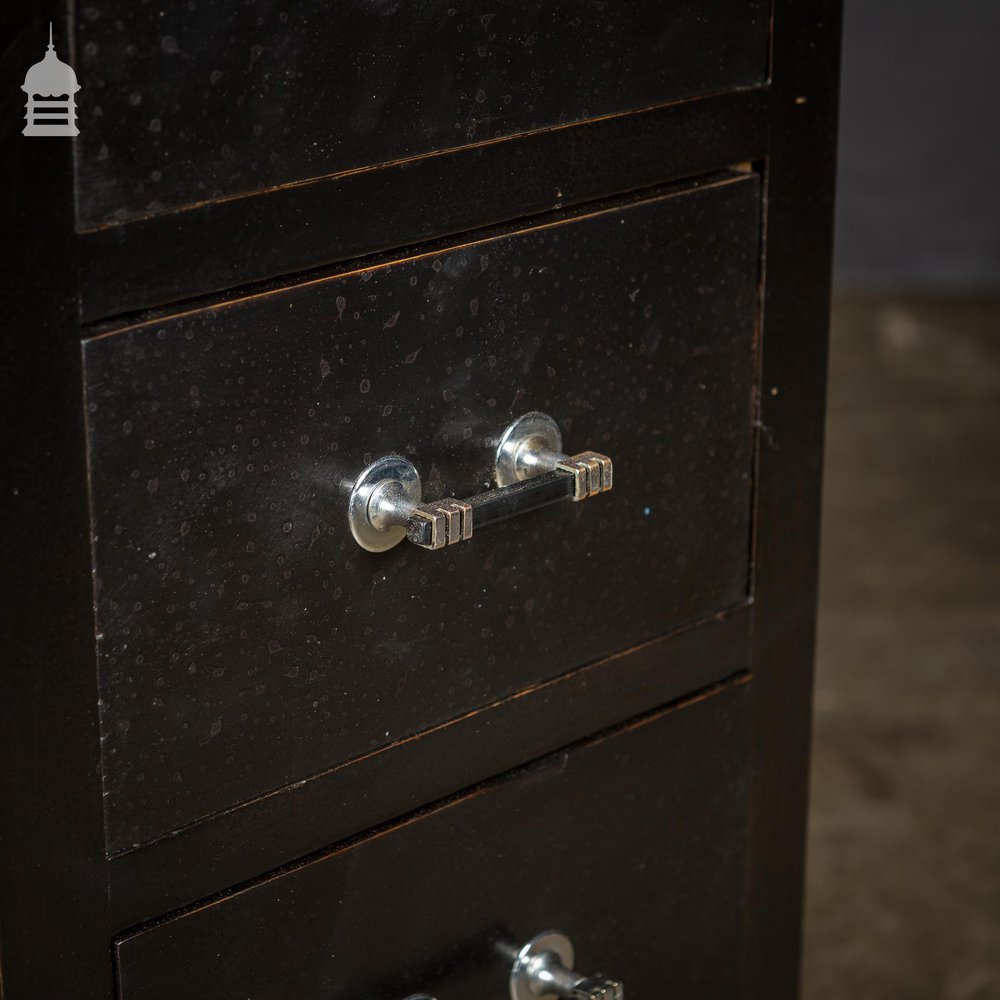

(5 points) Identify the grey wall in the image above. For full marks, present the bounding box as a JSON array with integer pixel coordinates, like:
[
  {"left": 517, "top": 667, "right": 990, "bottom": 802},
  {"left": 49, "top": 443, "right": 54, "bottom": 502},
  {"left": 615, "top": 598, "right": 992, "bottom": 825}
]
[{"left": 834, "top": 0, "right": 1000, "bottom": 292}]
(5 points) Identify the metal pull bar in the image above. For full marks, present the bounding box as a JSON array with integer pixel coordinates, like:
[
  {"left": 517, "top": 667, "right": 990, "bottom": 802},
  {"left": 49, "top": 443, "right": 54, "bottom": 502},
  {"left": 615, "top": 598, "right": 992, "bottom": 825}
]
[
  {"left": 504, "top": 931, "right": 624, "bottom": 1000},
  {"left": 348, "top": 412, "right": 613, "bottom": 553},
  {"left": 400, "top": 929, "right": 622, "bottom": 1000}
]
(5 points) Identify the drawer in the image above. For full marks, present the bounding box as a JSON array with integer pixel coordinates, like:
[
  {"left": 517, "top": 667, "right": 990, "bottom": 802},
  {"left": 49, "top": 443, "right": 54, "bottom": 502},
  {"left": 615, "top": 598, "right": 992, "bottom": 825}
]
[
  {"left": 74, "top": 0, "right": 769, "bottom": 229},
  {"left": 116, "top": 681, "right": 750, "bottom": 999},
  {"left": 85, "top": 171, "right": 761, "bottom": 854}
]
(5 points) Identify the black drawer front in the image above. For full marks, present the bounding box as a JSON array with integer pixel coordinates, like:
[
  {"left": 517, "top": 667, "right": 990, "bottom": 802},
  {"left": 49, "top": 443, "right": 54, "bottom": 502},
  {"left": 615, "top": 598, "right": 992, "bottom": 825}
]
[
  {"left": 85, "top": 172, "right": 761, "bottom": 854},
  {"left": 74, "top": 0, "right": 769, "bottom": 229},
  {"left": 116, "top": 681, "right": 749, "bottom": 1000}
]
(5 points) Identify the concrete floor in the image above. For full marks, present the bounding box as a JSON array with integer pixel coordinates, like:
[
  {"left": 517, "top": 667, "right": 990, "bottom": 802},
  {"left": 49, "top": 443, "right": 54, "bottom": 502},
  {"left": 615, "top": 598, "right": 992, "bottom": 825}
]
[{"left": 802, "top": 298, "right": 1000, "bottom": 999}]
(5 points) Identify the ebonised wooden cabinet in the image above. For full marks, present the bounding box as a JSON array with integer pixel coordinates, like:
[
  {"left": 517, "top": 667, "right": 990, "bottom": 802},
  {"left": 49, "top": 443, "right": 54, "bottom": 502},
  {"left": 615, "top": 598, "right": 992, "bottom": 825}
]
[{"left": 0, "top": 3, "right": 840, "bottom": 998}]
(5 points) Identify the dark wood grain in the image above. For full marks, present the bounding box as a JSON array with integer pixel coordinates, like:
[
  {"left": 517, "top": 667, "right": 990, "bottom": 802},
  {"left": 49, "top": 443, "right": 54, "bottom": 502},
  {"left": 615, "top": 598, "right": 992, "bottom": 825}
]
[
  {"left": 115, "top": 680, "right": 750, "bottom": 1000},
  {"left": 74, "top": 0, "right": 768, "bottom": 229},
  {"left": 84, "top": 174, "right": 761, "bottom": 855},
  {"left": 79, "top": 87, "right": 768, "bottom": 323},
  {"left": 106, "top": 605, "right": 750, "bottom": 931}
]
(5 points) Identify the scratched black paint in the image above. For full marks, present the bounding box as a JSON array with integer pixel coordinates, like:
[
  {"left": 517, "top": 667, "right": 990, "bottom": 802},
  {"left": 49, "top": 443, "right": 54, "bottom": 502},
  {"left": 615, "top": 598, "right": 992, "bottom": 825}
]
[
  {"left": 74, "top": 0, "right": 769, "bottom": 228},
  {"left": 84, "top": 174, "right": 760, "bottom": 853}
]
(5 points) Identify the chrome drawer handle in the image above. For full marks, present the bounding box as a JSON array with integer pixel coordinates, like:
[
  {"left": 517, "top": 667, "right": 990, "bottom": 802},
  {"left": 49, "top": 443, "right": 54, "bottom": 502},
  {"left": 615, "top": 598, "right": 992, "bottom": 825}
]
[
  {"left": 505, "top": 931, "right": 623, "bottom": 1000},
  {"left": 348, "top": 412, "right": 612, "bottom": 553},
  {"left": 402, "top": 930, "right": 622, "bottom": 1000}
]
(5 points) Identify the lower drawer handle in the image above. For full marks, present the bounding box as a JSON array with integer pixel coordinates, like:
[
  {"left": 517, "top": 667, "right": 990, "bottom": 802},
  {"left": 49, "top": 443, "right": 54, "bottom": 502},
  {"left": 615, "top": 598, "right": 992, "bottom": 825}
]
[
  {"left": 505, "top": 930, "right": 624, "bottom": 1000},
  {"left": 404, "top": 930, "right": 622, "bottom": 1000},
  {"left": 348, "top": 412, "right": 613, "bottom": 553}
]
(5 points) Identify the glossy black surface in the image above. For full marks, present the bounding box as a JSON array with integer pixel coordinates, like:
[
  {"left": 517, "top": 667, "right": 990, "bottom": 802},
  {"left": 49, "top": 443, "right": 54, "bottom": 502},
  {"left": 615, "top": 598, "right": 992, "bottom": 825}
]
[
  {"left": 84, "top": 174, "right": 761, "bottom": 853},
  {"left": 116, "top": 682, "right": 750, "bottom": 1000},
  {"left": 74, "top": 0, "right": 768, "bottom": 228}
]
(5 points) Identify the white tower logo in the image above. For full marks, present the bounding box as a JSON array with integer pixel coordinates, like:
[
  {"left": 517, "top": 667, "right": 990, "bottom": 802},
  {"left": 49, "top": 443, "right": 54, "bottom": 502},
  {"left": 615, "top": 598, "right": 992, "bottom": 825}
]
[{"left": 22, "top": 23, "right": 81, "bottom": 137}]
